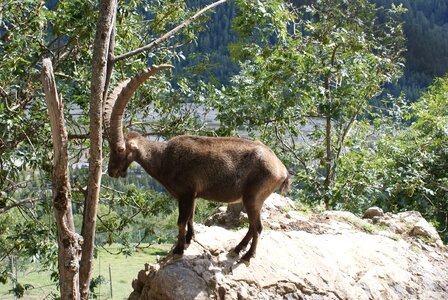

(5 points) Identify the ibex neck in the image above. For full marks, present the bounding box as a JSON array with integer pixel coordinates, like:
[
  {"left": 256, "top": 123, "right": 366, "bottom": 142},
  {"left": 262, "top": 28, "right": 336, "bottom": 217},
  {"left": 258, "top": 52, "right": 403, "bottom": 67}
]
[{"left": 135, "top": 139, "right": 166, "bottom": 178}]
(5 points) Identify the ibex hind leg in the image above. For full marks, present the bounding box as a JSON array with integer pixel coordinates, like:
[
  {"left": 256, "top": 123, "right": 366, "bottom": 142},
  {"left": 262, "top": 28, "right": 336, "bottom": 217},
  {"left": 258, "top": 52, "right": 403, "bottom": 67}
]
[
  {"left": 240, "top": 208, "right": 262, "bottom": 262},
  {"left": 231, "top": 195, "right": 263, "bottom": 262},
  {"left": 185, "top": 201, "right": 196, "bottom": 245},
  {"left": 232, "top": 226, "right": 253, "bottom": 256},
  {"left": 173, "top": 195, "right": 195, "bottom": 256}
]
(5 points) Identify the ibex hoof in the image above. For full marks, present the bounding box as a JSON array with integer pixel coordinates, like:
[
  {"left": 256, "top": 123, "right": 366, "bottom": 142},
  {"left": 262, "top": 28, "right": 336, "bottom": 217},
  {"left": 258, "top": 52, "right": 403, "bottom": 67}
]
[
  {"left": 171, "top": 253, "right": 183, "bottom": 261},
  {"left": 239, "top": 258, "right": 251, "bottom": 266},
  {"left": 240, "top": 253, "right": 254, "bottom": 264}
]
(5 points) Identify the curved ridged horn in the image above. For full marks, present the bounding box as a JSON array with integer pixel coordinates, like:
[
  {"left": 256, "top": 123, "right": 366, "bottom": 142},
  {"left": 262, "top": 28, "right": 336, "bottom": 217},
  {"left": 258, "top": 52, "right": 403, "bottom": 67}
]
[{"left": 103, "top": 64, "right": 173, "bottom": 152}]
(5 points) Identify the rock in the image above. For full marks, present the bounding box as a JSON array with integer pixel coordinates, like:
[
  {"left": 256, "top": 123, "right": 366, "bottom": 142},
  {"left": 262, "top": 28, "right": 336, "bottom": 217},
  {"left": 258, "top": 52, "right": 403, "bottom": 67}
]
[
  {"left": 145, "top": 264, "right": 209, "bottom": 300},
  {"left": 205, "top": 193, "right": 296, "bottom": 229},
  {"left": 374, "top": 217, "right": 405, "bottom": 234},
  {"left": 363, "top": 207, "right": 384, "bottom": 219},
  {"left": 286, "top": 210, "right": 307, "bottom": 221},
  {"left": 237, "top": 286, "right": 249, "bottom": 300},
  {"left": 129, "top": 194, "right": 448, "bottom": 300},
  {"left": 396, "top": 211, "right": 423, "bottom": 225},
  {"left": 411, "top": 218, "right": 440, "bottom": 241},
  {"left": 323, "top": 210, "right": 358, "bottom": 220},
  {"left": 277, "top": 282, "right": 297, "bottom": 294},
  {"left": 262, "top": 193, "right": 295, "bottom": 211},
  {"left": 218, "top": 206, "right": 226, "bottom": 213}
]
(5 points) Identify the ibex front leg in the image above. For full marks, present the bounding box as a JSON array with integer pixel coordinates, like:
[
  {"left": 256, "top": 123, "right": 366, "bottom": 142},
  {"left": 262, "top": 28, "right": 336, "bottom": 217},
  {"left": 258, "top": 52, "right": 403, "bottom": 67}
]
[{"left": 173, "top": 194, "right": 195, "bottom": 256}]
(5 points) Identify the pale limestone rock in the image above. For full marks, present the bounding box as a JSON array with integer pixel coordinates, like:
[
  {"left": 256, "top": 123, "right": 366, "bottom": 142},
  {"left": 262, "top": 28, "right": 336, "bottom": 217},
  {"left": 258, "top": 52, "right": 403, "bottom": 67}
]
[
  {"left": 323, "top": 210, "right": 358, "bottom": 220},
  {"left": 285, "top": 210, "right": 307, "bottom": 220},
  {"left": 411, "top": 218, "right": 440, "bottom": 241},
  {"left": 128, "top": 194, "right": 448, "bottom": 300},
  {"left": 262, "top": 193, "right": 295, "bottom": 211}
]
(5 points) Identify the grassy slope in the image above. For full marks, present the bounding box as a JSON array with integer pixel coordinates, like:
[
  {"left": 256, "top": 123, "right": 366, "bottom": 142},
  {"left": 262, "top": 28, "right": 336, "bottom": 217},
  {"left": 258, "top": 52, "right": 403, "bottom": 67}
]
[{"left": 0, "top": 244, "right": 171, "bottom": 300}]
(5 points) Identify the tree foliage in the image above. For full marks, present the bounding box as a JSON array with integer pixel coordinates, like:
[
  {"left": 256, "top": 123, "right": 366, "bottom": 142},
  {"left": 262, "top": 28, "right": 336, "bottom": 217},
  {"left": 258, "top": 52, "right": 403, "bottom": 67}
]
[
  {"left": 376, "top": 77, "right": 447, "bottom": 238},
  {"left": 1, "top": 0, "right": 226, "bottom": 297},
  {"left": 374, "top": 0, "right": 448, "bottom": 100},
  {"left": 215, "top": 0, "right": 406, "bottom": 206},
  {"left": 175, "top": 0, "right": 448, "bottom": 99}
]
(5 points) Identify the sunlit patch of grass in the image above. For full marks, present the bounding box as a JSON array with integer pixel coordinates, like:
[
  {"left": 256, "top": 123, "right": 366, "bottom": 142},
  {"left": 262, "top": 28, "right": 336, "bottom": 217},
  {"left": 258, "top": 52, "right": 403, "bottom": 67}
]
[
  {"left": 0, "top": 244, "right": 171, "bottom": 300},
  {"left": 90, "top": 244, "right": 171, "bottom": 299}
]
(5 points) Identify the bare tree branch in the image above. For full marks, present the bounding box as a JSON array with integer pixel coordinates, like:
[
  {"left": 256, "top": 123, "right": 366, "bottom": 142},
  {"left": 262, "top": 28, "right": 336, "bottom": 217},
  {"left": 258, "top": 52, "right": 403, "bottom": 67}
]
[
  {"left": 0, "top": 197, "right": 40, "bottom": 214},
  {"left": 102, "top": 5, "right": 117, "bottom": 107},
  {"left": 0, "top": 85, "right": 17, "bottom": 112},
  {"left": 68, "top": 133, "right": 90, "bottom": 140},
  {"left": 112, "top": 0, "right": 228, "bottom": 62}
]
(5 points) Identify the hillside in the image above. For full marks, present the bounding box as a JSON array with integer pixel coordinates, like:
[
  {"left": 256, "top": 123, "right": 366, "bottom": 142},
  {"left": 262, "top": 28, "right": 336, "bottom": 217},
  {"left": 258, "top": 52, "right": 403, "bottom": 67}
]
[
  {"left": 180, "top": 0, "right": 448, "bottom": 100},
  {"left": 127, "top": 194, "right": 447, "bottom": 300}
]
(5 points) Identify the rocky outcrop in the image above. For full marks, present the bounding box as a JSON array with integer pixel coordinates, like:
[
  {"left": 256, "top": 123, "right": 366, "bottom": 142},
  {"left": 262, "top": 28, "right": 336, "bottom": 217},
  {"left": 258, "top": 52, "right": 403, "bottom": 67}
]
[{"left": 129, "top": 194, "right": 448, "bottom": 300}]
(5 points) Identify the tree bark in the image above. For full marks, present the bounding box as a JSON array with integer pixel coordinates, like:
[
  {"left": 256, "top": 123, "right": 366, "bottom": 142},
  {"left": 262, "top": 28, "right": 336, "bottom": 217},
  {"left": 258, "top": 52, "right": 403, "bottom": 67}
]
[
  {"left": 227, "top": 202, "right": 245, "bottom": 226},
  {"left": 323, "top": 46, "right": 339, "bottom": 207},
  {"left": 324, "top": 82, "right": 333, "bottom": 208},
  {"left": 0, "top": 197, "right": 40, "bottom": 214},
  {"left": 41, "top": 58, "right": 83, "bottom": 300},
  {"left": 324, "top": 116, "right": 333, "bottom": 186},
  {"left": 79, "top": 1, "right": 116, "bottom": 299}
]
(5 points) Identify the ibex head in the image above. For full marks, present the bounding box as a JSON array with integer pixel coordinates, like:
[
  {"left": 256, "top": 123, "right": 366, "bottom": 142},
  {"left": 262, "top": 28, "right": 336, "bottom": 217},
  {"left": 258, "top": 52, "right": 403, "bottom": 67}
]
[{"left": 103, "top": 65, "right": 172, "bottom": 178}]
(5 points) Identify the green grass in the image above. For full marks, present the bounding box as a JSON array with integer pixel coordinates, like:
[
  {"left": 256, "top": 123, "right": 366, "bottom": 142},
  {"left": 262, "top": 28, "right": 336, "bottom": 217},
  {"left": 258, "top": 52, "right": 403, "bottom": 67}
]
[{"left": 0, "top": 244, "right": 171, "bottom": 300}]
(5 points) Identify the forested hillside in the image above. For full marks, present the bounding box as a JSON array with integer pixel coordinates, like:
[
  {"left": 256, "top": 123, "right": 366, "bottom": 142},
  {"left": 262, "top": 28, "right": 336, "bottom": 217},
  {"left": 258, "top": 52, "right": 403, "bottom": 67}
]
[
  {"left": 175, "top": 0, "right": 239, "bottom": 82},
  {"left": 377, "top": 0, "right": 448, "bottom": 99},
  {"left": 181, "top": 0, "right": 448, "bottom": 100},
  {"left": 26, "top": 0, "right": 448, "bottom": 97}
]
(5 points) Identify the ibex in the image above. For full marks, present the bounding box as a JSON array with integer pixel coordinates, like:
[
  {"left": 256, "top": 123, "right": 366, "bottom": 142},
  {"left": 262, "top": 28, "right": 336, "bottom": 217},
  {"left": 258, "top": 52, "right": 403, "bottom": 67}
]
[{"left": 104, "top": 65, "right": 290, "bottom": 262}]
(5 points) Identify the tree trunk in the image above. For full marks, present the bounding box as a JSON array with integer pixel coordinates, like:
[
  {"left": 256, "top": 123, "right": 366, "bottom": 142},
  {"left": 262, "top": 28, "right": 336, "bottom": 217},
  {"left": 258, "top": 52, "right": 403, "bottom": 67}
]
[
  {"left": 324, "top": 115, "right": 333, "bottom": 184},
  {"left": 324, "top": 115, "right": 333, "bottom": 208},
  {"left": 41, "top": 58, "right": 83, "bottom": 300},
  {"left": 323, "top": 45, "right": 339, "bottom": 208},
  {"left": 324, "top": 73, "right": 333, "bottom": 208},
  {"left": 79, "top": 1, "right": 116, "bottom": 299},
  {"left": 227, "top": 202, "right": 244, "bottom": 218}
]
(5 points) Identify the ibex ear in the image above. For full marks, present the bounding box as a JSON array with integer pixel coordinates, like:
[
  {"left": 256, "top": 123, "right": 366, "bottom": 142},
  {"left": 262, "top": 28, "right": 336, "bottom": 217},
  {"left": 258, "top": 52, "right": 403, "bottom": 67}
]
[{"left": 128, "top": 140, "right": 138, "bottom": 150}]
